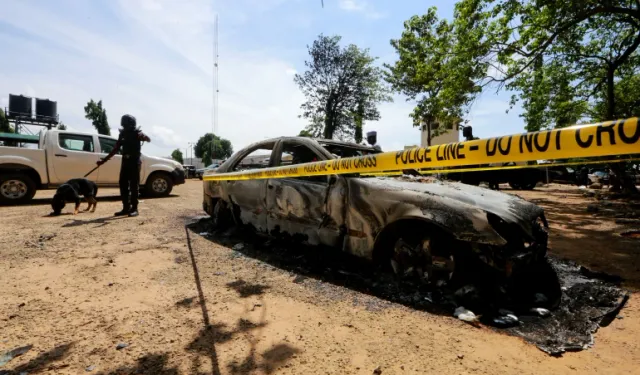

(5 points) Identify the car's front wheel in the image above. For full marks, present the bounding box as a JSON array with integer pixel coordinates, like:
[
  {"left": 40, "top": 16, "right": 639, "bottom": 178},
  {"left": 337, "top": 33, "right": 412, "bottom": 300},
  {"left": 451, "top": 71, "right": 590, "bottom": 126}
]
[
  {"left": 145, "top": 172, "right": 174, "bottom": 197},
  {"left": 389, "top": 228, "right": 457, "bottom": 286}
]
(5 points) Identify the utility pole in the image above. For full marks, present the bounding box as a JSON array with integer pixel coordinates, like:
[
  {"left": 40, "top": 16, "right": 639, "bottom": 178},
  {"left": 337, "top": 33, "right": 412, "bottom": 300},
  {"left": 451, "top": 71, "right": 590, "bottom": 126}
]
[
  {"left": 188, "top": 142, "right": 196, "bottom": 165},
  {"left": 211, "top": 14, "right": 219, "bottom": 163}
]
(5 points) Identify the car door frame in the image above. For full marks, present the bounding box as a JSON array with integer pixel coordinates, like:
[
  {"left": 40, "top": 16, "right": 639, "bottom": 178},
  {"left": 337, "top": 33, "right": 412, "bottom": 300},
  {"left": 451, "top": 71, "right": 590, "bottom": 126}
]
[
  {"left": 50, "top": 132, "right": 101, "bottom": 185},
  {"left": 266, "top": 139, "right": 340, "bottom": 247},
  {"left": 222, "top": 142, "right": 277, "bottom": 233},
  {"left": 96, "top": 135, "right": 123, "bottom": 186}
]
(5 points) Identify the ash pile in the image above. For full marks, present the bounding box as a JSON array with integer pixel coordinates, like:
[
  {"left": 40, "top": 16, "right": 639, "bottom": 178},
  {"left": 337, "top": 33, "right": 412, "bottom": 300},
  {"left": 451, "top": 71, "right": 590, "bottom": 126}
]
[
  {"left": 190, "top": 218, "right": 628, "bottom": 357},
  {"left": 496, "top": 258, "right": 628, "bottom": 356}
]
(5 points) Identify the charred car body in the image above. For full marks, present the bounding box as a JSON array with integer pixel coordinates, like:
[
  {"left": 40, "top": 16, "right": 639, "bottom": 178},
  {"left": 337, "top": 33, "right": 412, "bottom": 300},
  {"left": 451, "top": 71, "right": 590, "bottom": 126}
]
[{"left": 203, "top": 137, "right": 559, "bottom": 307}]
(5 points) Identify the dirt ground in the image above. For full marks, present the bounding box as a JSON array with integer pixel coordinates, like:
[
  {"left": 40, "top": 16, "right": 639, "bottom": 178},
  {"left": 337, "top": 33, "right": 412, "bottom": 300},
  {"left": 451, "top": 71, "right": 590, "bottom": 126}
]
[{"left": 1, "top": 180, "right": 639, "bottom": 375}]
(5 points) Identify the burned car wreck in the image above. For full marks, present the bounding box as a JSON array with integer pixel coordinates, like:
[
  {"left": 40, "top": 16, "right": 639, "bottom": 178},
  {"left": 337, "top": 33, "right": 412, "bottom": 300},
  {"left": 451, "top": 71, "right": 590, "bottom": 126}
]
[{"left": 203, "top": 137, "right": 560, "bottom": 308}]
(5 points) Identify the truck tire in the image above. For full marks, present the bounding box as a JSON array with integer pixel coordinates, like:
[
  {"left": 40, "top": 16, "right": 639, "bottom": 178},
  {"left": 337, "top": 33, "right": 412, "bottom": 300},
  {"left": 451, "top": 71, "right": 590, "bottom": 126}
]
[
  {"left": 0, "top": 173, "right": 37, "bottom": 204},
  {"left": 145, "top": 172, "right": 174, "bottom": 197}
]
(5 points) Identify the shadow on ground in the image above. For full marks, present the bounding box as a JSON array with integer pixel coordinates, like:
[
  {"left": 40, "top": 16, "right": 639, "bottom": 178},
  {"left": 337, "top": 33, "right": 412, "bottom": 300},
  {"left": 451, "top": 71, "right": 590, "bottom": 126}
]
[
  {"left": 1, "top": 193, "right": 181, "bottom": 208},
  {"left": 0, "top": 343, "right": 74, "bottom": 374},
  {"left": 522, "top": 192, "right": 640, "bottom": 289}
]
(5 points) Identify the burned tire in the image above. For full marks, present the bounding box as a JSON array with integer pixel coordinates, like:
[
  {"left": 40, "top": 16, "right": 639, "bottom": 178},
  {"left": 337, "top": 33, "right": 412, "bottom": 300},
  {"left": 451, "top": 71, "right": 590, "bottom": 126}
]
[
  {"left": 388, "top": 226, "right": 457, "bottom": 286},
  {"left": 508, "top": 182, "right": 522, "bottom": 190},
  {"left": 212, "top": 199, "right": 233, "bottom": 230},
  {"left": 145, "top": 173, "right": 174, "bottom": 197},
  {"left": 510, "top": 258, "right": 562, "bottom": 310},
  {"left": 0, "top": 173, "right": 36, "bottom": 205}
]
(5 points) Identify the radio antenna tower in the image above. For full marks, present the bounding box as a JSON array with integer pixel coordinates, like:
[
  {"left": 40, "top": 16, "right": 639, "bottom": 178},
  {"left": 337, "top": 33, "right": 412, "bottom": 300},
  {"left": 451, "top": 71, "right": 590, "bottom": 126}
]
[{"left": 211, "top": 14, "right": 219, "bottom": 161}]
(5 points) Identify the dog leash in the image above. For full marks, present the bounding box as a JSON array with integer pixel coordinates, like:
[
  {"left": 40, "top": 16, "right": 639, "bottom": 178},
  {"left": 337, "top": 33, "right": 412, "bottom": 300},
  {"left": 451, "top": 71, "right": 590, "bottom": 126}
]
[
  {"left": 85, "top": 140, "right": 147, "bottom": 178},
  {"left": 84, "top": 164, "right": 101, "bottom": 178}
]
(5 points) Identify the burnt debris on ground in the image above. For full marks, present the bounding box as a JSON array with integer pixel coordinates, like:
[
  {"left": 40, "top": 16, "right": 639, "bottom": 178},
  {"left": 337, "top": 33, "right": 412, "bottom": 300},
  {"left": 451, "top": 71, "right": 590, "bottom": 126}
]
[{"left": 188, "top": 217, "right": 629, "bottom": 357}]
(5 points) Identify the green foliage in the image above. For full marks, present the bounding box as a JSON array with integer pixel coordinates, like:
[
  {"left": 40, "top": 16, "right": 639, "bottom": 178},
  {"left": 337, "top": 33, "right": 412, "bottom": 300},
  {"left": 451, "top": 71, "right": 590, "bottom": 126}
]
[
  {"left": 57, "top": 122, "right": 67, "bottom": 130},
  {"left": 455, "top": 0, "right": 640, "bottom": 130},
  {"left": 294, "top": 34, "right": 392, "bottom": 140},
  {"left": 297, "top": 129, "right": 314, "bottom": 137},
  {"left": 592, "top": 73, "right": 640, "bottom": 121},
  {"left": 171, "top": 149, "right": 184, "bottom": 164},
  {"left": 84, "top": 99, "right": 110, "bottom": 135},
  {"left": 0, "top": 108, "right": 13, "bottom": 133},
  {"left": 194, "top": 133, "right": 233, "bottom": 162},
  {"left": 385, "top": 7, "right": 485, "bottom": 144}
]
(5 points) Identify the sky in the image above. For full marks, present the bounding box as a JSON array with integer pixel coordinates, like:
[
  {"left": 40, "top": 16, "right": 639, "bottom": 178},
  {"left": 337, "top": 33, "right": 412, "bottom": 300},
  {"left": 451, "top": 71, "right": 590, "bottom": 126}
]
[{"left": 0, "top": 0, "right": 524, "bottom": 158}]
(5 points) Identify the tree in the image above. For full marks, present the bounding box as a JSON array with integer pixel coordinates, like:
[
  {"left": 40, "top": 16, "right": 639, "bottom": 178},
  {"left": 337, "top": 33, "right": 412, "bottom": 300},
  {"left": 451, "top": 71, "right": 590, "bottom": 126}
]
[
  {"left": 385, "top": 7, "right": 485, "bottom": 145},
  {"left": 194, "top": 133, "right": 233, "bottom": 165},
  {"left": 455, "top": 0, "right": 640, "bottom": 192},
  {"left": 592, "top": 73, "right": 640, "bottom": 121},
  {"left": 171, "top": 149, "right": 184, "bottom": 164},
  {"left": 84, "top": 99, "right": 110, "bottom": 135},
  {"left": 294, "top": 34, "right": 392, "bottom": 141},
  {"left": 0, "top": 109, "right": 12, "bottom": 133},
  {"left": 298, "top": 129, "right": 314, "bottom": 137},
  {"left": 57, "top": 122, "right": 67, "bottom": 130},
  {"left": 0, "top": 109, "right": 15, "bottom": 147}
]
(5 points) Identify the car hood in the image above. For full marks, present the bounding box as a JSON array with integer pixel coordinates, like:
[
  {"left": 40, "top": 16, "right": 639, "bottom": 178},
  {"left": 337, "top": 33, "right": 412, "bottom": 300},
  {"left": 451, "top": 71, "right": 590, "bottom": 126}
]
[
  {"left": 360, "top": 177, "right": 544, "bottom": 235},
  {"left": 144, "top": 155, "right": 182, "bottom": 169}
]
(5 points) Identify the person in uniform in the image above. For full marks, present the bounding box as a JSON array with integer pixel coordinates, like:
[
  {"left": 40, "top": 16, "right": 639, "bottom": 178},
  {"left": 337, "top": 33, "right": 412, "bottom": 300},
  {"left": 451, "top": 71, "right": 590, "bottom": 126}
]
[
  {"left": 366, "top": 131, "right": 382, "bottom": 152},
  {"left": 97, "top": 114, "right": 151, "bottom": 217}
]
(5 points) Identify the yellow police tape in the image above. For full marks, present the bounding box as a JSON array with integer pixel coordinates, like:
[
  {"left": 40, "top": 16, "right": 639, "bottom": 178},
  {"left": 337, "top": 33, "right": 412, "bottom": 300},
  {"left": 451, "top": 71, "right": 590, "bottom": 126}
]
[
  {"left": 358, "top": 157, "right": 640, "bottom": 178},
  {"left": 203, "top": 117, "right": 640, "bottom": 181}
]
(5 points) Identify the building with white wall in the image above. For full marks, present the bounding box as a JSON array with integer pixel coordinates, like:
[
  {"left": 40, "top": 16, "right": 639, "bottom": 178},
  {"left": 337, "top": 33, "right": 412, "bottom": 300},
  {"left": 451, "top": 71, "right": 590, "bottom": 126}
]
[{"left": 420, "top": 119, "right": 460, "bottom": 147}]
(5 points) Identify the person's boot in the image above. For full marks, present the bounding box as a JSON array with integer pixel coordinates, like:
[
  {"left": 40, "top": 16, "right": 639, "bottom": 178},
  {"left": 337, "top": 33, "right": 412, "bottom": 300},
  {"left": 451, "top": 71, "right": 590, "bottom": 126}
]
[
  {"left": 128, "top": 207, "right": 139, "bottom": 217},
  {"left": 115, "top": 207, "right": 130, "bottom": 216}
]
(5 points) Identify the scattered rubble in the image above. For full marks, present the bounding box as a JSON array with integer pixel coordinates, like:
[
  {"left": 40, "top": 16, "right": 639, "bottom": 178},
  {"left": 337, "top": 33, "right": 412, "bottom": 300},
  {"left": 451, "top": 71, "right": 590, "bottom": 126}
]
[
  {"left": 453, "top": 307, "right": 480, "bottom": 327},
  {"left": 530, "top": 308, "right": 551, "bottom": 317}
]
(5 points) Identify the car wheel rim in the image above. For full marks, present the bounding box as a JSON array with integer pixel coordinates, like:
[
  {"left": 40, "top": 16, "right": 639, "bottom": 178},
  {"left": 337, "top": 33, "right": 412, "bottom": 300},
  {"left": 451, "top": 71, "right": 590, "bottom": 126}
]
[
  {"left": 1, "top": 180, "right": 28, "bottom": 199},
  {"left": 152, "top": 178, "right": 168, "bottom": 193},
  {"left": 391, "top": 237, "right": 454, "bottom": 284}
]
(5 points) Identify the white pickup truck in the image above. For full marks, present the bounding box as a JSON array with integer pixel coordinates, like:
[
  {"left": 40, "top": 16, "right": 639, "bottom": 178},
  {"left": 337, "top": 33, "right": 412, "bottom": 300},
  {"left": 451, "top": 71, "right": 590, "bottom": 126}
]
[{"left": 0, "top": 129, "right": 185, "bottom": 204}]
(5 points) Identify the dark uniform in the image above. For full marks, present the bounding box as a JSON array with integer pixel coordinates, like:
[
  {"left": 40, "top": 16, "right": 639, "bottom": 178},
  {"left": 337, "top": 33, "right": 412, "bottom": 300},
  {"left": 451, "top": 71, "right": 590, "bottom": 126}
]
[{"left": 97, "top": 114, "right": 151, "bottom": 217}]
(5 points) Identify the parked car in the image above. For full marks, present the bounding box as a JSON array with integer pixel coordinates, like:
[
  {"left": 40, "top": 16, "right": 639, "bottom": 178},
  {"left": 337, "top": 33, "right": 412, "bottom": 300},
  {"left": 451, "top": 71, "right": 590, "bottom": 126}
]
[
  {"left": 183, "top": 165, "right": 197, "bottom": 179},
  {"left": 588, "top": 170, "right": 610, "bottom": 185},
  {"left": 544, "top": 165, "right": 576, "bottom": 185},
  {"left": 203, "top": 137, "right": 559, "bottom": 306},
  {"left": 443, "top": 162, "right": 543, "bottom": 190},
  {"left": 0, "top": 129, "right": 185, "bottom": 204},
  {"left": 196, "top": 163, "right": 221, "bottom": 180}
]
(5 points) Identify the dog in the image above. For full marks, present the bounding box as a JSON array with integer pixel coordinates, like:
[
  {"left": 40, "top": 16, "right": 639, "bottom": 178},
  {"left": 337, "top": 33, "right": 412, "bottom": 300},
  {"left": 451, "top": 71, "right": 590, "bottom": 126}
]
[{"left": 51, "top": 178, "right": 99, "bottom": 216}]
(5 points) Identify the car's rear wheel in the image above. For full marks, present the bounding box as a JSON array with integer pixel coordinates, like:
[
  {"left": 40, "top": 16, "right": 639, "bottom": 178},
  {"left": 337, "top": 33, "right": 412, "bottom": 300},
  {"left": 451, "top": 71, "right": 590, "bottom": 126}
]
[{"left": 389, "top": 229, "right": 457, "bottom": 286}]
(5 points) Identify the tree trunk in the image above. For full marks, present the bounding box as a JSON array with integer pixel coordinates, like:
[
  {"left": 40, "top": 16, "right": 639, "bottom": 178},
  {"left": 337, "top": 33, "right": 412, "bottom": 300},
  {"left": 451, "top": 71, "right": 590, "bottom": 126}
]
[
  {"left": 323, "top": 115, "right": 334, "bottom": 139},
  {"left": 605, "top": 65, "right": 638, "bottom": 194},
  {"left": 426, "top": 121, "right": 432, "bottom": 146},
  {"left": 354, "top": 122, "right": 362, "bottom": 144},
  {"left": 606, "top": 65, "right": 615, "bottom": 120},
  {"left": 323, "top": 95, "right": 336, "bottom": 139}
]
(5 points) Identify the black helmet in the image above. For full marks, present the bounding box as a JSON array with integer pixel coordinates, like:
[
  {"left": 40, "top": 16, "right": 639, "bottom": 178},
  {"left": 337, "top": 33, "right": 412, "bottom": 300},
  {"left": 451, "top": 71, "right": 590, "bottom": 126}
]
[{"left": 121, "top": 114, "right": 137, "bottom": 130}]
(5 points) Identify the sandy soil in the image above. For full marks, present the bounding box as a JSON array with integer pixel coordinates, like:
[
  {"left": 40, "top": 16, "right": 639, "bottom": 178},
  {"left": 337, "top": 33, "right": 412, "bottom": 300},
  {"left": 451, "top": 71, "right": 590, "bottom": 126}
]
[{"left": 1, "top": 180, "right": 639, "bottom": 374}]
